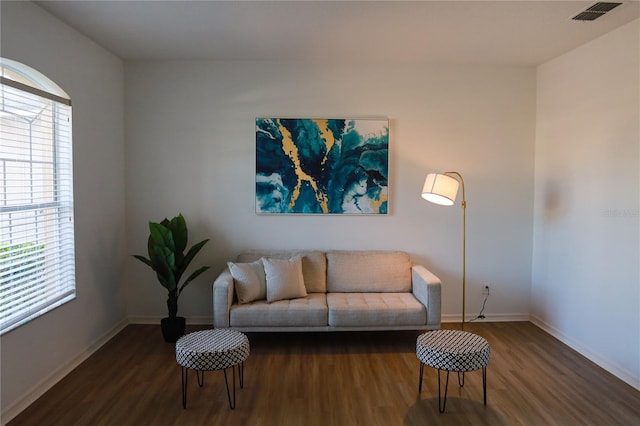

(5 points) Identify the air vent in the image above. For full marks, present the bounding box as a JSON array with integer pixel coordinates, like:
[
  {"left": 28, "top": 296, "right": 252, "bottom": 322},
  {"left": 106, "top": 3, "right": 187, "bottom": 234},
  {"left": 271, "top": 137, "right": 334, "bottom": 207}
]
[{"left": 572, "top": 2, "right": 623, "bottom": 21}]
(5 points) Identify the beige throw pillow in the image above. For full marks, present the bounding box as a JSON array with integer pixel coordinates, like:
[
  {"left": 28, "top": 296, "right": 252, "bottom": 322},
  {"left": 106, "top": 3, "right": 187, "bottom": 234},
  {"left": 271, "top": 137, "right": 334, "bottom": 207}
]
[
  {"left": 263, "top": 256, "right": 307, "bottom": 303},
  {"left": 227, "top": 259, "right": 266, "bottom": 304}
]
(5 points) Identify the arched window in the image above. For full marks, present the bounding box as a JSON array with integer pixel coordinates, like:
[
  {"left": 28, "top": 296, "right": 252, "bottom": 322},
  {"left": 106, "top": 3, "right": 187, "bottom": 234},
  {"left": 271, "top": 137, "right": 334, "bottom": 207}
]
[{"left": 0, "top": 58, "right": 75, "bottom": 334}]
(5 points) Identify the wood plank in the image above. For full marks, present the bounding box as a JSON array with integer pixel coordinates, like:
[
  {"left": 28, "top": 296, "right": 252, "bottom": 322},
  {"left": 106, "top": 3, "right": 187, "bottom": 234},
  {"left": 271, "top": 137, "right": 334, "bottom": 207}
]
[{"left": 8, "top": 322, "right": 640, "bottom": 425}]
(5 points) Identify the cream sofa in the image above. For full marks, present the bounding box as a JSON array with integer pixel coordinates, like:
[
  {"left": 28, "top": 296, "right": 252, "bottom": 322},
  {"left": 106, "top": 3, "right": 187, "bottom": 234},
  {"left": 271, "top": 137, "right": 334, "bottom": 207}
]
[{"left": 213, "top": 250, "right": 441, "bottom": 332}]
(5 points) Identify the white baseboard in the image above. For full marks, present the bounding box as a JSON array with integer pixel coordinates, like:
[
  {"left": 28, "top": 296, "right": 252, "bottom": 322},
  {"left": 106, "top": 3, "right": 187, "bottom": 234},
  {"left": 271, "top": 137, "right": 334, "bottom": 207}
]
[
  {"left": 442, "top": 312, "right": 531, "bottom": 323},
  {"left": 1, "top": 319, "right": 128, "bottom": 425},
  {"left": 530, "top": 315, "right": 640, "bottom": 391}
]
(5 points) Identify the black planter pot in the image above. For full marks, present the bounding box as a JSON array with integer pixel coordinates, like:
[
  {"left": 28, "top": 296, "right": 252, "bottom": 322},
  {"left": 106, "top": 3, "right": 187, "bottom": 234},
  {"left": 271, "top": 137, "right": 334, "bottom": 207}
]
[{"left": 161, "top": 316, "right": 186, "bottom": 342}]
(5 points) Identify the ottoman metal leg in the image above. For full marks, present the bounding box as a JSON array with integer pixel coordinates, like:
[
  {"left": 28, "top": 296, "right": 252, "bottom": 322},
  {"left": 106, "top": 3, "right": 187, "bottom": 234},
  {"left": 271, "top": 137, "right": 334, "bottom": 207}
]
[
  {"left": 483, "top": 366, "right": 487, "bottom": 406},
  {"left": 223, "top": 365, "right": 237, "bottom": 409},
  {"left": 437, "top": 369, "right": 487, "bottom": 412},
  {"left": 197, "top": 370, "right": 204, "bottom": 387},
  {"left": 437, "top": 369, "right": 451, "bottom": 413},
  {"left": 418, "top": 362, "right": 425, "bottom": 393},
  {"left": 181, "top": 367, "right": 188, "bottom": 409}
]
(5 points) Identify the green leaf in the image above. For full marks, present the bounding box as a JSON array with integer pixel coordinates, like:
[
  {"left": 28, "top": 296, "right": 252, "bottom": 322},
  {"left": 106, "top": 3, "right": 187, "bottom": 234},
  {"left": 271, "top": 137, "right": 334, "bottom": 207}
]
[
  {"left": 152, "top": 244, "right": 176, "bottom": 291},
  {"left": 132, "top": 254, "right": 154, "bottom": 270},
  {"left": 149, "top": 222, "right": 175, "bottom": 254},
  {"left": 169, "top": 214, "right": 188, "bottom": 256}
]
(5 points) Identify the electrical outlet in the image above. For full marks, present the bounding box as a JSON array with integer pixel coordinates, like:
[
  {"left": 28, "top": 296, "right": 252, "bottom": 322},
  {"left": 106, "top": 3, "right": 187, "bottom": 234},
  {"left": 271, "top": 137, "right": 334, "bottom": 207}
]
[{"left": 482, "top": 284, "right": 490, "bottom": 295}]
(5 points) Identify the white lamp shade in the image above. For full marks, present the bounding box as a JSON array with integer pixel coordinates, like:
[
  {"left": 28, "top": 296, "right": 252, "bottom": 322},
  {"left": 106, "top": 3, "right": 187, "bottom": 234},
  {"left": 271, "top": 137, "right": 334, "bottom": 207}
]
[{"left": 421, "top": 173, "right": 459, "bottom": 206}]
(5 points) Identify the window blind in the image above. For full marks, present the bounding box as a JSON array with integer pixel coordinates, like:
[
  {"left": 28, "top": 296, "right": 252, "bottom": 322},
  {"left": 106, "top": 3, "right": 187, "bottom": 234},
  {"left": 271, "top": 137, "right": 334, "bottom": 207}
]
[{"left": 0, "top": 72, "right": 75, "bottom": 335}]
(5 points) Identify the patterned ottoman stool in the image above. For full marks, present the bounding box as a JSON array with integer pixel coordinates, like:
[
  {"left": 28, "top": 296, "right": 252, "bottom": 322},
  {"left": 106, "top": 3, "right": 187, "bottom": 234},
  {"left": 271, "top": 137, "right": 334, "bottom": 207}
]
[
  {"left": 176, "top": 329, "right": 250, "bottom": 409},
  {"left": 416, "top": 329, "right": 490, "bottom": 412}
]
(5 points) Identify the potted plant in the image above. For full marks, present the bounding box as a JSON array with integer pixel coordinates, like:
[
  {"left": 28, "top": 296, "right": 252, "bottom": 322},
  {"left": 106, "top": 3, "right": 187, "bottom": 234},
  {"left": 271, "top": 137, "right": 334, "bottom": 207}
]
[{"left": 133, "top": 213, "right": 210, "bottom": 342}]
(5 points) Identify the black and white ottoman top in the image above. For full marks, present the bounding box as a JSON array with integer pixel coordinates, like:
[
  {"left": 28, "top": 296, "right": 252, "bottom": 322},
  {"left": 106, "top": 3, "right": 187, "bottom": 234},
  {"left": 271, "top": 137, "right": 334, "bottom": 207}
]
[
  {"left": 176, "top": 329, "right": 250, "bottom": 371},
  {"left": 416, "top": 329, "right": 490, "bottom": 372}
]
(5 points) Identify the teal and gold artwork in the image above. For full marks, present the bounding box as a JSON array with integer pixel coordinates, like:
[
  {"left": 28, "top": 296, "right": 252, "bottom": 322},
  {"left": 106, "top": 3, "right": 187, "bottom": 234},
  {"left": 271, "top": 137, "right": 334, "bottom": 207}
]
[{"left": 256, "top": 118, "right": 389, "bottom": 214}]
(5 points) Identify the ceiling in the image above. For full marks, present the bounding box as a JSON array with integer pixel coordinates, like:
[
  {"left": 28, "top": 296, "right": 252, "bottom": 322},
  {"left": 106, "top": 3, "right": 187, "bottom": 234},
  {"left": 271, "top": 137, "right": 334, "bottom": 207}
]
[{"left": 35, "top": 0, "right": 640, "bottom": 65}]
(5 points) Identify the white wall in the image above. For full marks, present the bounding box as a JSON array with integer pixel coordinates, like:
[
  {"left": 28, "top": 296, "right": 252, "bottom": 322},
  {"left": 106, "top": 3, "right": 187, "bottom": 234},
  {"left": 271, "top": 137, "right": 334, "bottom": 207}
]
[
  {"left": 532, "top": 20, "right": 640, "bottom": 389},
  {"left": 124, "top": 61, "right": 536, "bottom": 324},
  {"left": 0, "top": 0, "right": 635, "bottom": 421},
  {"left": 0, "top": 1, "right": 127, "bottom": 421}
]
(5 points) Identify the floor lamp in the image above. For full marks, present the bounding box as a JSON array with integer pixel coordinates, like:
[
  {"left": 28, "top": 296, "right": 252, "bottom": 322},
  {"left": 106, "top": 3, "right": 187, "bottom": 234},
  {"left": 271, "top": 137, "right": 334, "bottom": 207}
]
[{"left": 421, "top": 172, "right": 466, "bottom": 327}]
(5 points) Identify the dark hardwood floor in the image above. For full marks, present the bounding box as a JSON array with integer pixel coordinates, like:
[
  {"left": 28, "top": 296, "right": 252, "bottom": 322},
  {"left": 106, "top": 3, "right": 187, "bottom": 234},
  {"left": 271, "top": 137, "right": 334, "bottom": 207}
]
[{"left": 7, "top": 322, "right": 640, "bottom": 425}]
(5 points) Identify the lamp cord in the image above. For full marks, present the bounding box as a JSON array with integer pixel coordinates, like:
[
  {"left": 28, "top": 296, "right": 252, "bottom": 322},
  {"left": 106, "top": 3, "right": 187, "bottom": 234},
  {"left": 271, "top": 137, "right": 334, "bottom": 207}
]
[{"left": 468, "top": 292, "right": 489, "bottom": 322}]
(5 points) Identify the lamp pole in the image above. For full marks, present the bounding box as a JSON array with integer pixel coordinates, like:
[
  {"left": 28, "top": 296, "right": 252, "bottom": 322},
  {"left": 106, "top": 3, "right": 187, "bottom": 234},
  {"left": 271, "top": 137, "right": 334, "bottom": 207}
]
[{"left": 443, "top": 172, "right": 466, "bottom": 328}]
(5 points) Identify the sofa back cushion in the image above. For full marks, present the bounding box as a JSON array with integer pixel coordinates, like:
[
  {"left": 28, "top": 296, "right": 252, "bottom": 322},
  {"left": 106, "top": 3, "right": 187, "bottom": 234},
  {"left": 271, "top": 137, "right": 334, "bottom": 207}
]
[
  {"left": 326, "top": 250, "right": 411, "bottom": 293},
  {"left": 236, "top": 250, "right": 327, "bottom": 293}
]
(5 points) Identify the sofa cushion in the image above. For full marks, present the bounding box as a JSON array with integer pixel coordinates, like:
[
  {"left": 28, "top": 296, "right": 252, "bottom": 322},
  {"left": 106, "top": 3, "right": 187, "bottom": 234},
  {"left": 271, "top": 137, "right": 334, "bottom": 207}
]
[
  {"left": 326, "top": 251, "right": 412, "bottom": 293},
  {"left": 230, "top": 293, "right": 328, "bottom": 327},
  {"left": 327, "top": 293, "right": 426, "bottom": 327},
  {"left": 263, "top": 256, "right": 308, "bottom": 303},
  {"left": 227, "top": 259, "right": 267, "bottom": 304},
  {"left": 237, "top": 250, "right": 327, "bottom": 293}
]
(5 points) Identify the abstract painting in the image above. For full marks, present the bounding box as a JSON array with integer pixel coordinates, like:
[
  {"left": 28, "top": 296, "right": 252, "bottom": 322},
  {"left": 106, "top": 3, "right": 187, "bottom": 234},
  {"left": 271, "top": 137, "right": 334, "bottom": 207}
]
[{"left": 256, "top": 118, "right": 389, "bottom": 214}]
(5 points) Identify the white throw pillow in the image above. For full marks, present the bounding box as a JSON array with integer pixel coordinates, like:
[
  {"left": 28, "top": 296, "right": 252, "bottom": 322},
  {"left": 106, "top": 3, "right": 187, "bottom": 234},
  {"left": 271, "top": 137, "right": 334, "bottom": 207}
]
[
  {"left": 227, "top": 259, "right": 266, "bottom": 304},
  {"left": 263, "top": 256, "right": 308, "bottom": 303}
]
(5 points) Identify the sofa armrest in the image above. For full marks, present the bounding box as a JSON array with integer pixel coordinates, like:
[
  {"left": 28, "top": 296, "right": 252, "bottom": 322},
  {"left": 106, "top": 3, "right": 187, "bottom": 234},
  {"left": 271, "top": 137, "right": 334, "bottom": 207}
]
[
  {"left": 411, "top": 265, "right": 442, "bottom": 327},
  {"left": 213, "top": 269, "right": 235, "bottom": 328}
]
